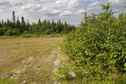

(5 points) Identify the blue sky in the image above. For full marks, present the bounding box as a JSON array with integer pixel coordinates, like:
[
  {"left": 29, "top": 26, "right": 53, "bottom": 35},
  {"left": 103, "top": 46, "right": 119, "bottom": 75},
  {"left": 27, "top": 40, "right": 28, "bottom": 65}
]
[{"left": 0, "top": 0, "right": 125, "bottom": 25}]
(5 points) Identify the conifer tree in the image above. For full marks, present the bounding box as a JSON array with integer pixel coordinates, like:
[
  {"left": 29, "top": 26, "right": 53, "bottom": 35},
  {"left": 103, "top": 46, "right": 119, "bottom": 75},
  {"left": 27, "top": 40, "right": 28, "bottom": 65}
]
[{"left": 12, "top": 11, "right": 16, "bottom": 23}]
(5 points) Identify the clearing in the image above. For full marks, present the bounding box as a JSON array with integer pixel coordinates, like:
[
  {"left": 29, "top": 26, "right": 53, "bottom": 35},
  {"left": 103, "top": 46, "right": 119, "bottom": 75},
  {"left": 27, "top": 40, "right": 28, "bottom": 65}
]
[{"left": 0, "top": 36, "right": 66, "bottom": 84}]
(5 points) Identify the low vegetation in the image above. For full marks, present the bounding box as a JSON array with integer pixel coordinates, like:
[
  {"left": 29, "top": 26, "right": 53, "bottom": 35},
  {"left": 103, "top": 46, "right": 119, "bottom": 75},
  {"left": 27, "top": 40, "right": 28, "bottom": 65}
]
[
  {"left": 57, "top": 3, "right": 126, "bottom": 84},
  {"left": 0, "top": 78, "right": 16, "bottom": 84}
]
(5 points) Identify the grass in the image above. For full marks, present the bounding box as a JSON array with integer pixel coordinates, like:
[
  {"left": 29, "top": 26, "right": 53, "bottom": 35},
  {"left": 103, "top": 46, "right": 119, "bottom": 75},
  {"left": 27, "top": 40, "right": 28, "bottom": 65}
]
[
  {"left": 0, "top": 78, "right": 16, "bottom": 84},
  {"left": 0, "top": 36, "right": 63, "bottom": 84}
]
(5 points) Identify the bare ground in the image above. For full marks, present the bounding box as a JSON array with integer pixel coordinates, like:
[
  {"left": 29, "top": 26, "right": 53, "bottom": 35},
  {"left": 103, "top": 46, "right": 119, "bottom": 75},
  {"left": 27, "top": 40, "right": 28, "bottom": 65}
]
[{"left": 0, "top": 37, "right": 65, "bottom": 84}]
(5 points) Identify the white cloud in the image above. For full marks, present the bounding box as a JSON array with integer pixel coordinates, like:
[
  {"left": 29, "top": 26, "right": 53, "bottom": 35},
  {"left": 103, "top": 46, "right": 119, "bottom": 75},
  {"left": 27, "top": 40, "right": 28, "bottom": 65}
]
[
  {"left": 60, "top": 10, "right": 72, "bottom": 16},
  {"left": 0, "top": 0, "right": 82, "bottom": 22},
  {"left": 109, "top": 0, "right": 120, "bottom": 3},
  {"left": 108, "top": 0, "right": 126, "bottom": 13}
]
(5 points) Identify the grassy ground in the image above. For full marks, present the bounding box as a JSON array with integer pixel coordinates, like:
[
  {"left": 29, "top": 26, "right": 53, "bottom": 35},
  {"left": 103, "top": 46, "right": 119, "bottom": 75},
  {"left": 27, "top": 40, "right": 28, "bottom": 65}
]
[
  {"left": 0, "top": 36, "right": 65, "bottom": 84},
  {"left": 0, "top": 37, "right": 125, "bottom": 84},
  {"left": 0, "top": 78, "right": 16, "bottom": 84}
]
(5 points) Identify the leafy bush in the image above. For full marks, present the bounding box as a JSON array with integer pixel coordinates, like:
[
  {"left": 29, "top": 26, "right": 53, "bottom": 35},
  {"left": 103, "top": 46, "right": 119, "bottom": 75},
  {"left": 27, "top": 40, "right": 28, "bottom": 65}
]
[
  {"left": 4, "top": 28, "right": 20, "bottom": 36},
  {"left": 0, "top": 28, "right": 7, "bottom": 35},
  {"left": 63, "top": 3, "right": 126, "bottom": 81}
]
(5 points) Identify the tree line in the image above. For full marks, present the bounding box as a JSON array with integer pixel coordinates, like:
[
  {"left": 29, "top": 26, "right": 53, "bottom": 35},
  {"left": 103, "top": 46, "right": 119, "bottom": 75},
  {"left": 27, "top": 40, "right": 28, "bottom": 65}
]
[{"left": 0, "top": 11, "right": 75, "bottom": 36}]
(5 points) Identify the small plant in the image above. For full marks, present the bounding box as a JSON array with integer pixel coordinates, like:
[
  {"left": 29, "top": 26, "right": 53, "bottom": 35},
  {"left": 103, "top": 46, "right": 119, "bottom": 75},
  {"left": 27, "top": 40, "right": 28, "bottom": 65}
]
[{"left": 0, "top": 78, "right": 16, "bottom": 84}]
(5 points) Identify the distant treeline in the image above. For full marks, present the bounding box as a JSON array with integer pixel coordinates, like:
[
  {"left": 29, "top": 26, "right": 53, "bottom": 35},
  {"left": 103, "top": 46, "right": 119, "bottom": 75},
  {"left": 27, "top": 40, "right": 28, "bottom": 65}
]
[{"left": 0, "top": 11, "right": 75, "bottom": 36}]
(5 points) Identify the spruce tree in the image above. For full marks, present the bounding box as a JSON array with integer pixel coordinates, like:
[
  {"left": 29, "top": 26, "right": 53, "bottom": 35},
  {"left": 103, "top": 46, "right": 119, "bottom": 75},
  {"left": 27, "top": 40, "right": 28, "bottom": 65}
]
[{"left": 12, "top": 11, "right": 16, "bottom": 23}]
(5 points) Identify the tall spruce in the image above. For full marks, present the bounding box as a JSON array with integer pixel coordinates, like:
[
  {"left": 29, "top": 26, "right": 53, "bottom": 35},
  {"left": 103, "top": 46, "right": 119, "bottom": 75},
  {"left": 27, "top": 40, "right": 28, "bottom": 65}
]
[{"left": 12, "top": 11, "right": 16, "bottom": 23}]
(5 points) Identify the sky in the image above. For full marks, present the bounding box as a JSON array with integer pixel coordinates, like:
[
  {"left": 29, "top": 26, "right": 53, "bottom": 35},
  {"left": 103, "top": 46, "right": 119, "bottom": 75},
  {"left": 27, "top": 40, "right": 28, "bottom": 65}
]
[{"left": 0, "top": 0, "right": 125, "bottom": 25}]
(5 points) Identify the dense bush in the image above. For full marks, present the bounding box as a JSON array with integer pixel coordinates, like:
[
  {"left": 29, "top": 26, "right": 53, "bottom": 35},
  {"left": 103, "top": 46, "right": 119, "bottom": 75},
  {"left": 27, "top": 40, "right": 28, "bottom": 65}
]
[
  {"left": 4, "top": 28, "right": 20, "bottom": 36},
  {"left": 63, "top": 3, "right": 126, "bottom": 81},
  {"left": 0, "top": 27, "right": 7, "bottom": 35}
]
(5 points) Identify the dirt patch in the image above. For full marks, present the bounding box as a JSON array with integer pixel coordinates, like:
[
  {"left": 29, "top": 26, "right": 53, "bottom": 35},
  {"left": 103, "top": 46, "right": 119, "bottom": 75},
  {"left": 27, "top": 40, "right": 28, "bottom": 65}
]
[{"left": 0, "top": 37, "right": 64, "bottom": 84}]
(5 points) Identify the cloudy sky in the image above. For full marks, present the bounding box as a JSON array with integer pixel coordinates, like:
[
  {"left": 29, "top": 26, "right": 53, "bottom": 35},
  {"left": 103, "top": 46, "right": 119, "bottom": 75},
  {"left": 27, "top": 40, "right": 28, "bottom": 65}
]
[{"left": 0, "top": 0, "right": 125, "bottom": 25}]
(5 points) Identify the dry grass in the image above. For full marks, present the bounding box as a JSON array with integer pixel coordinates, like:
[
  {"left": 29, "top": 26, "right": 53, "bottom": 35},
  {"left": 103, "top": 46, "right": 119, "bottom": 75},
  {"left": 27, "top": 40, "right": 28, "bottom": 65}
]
[{"left": 0, "top": 37, "right": 63, "bottom": 84}]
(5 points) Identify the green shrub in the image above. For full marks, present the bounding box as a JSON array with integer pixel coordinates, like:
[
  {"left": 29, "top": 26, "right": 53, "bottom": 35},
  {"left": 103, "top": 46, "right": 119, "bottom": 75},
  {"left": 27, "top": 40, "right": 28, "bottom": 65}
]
[
  {"left": 0, "top": 27, "right": 7, "bottom": 35},
  {"left": 4, "top": 28, "right": 20, "bottom": 36},
  {"left": 63, "top": 3, "right": 126, "bottom": 82}
]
